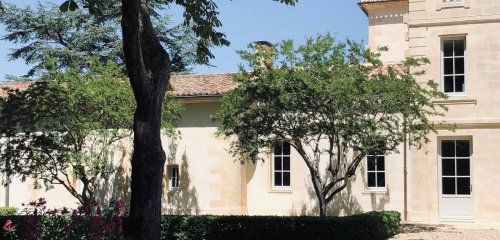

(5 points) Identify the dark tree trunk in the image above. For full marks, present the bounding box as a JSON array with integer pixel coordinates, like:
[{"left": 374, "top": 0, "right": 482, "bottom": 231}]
[{"left": 121, "top": 0, "right": 171, "bottom": 239}]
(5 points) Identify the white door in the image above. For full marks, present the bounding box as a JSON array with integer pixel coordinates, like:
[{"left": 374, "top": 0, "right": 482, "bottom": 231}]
[{"left": 438, "top": 139, "right": 474, "bottom": 220}]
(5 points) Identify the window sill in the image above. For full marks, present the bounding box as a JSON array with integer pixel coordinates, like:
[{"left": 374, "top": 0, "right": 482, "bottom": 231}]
[
  {"left": 433, "top": 96, "right": 477, "bottom": 105},
  {"left": 437, "top": 1, "right": 470, "bottom": 11},
  {"left": 168, "top": 188, "right": 179, "bottom": 193},
  {"left": 269, "top": 188, "right": 292, "bottom": 194},
  {"left": 362, "top": 188, "right": 388, "bottom": 194}
]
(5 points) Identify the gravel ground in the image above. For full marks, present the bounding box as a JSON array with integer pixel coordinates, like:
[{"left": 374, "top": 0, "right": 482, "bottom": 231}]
[{"left": 391, "top": 224, "right": 500, "bottom": 240}]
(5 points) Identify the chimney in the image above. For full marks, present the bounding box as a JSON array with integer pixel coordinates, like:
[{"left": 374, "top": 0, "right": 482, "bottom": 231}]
[{"left": 254, "top": 41, "right": 274, "bottom": 68}]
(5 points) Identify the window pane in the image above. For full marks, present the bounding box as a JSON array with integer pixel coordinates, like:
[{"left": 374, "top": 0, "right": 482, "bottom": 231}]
[
  {"left": 456, "top": 158, "right": 470, "bottom": 176},
  {"left": 444, "top": 58, "right": 454, "bottom": 75},
  {"left": 444, "top": 76, "right": 454, "bottom": 93},
  {"left": 367, "top": 156, "right": 376, "bottom": 171},
  {"left": 377, "top": 172, "right": 385, "bottom": 187},
  {"left": 441, "top": 140, "right": 455, "bottom": 157},
  {"left": 457, "top": 177, "right": 471, "bottom": 195},
  {"left": 442, "top": 158, "right": 455, "bottom": 176},
  {"left": 367, "top": 172, "right": 376, "bottom": 187},
  {"left": 443, "top": 40, "right": 454, "bottom": 57},
  {"left": 456, "top": 140, "right": 470, "bottom": 157},
  {"left": 283, "top": 172, "right": 290, "bottom": 187},
  {"left": 455, "top": 57, "right": 464, "bottom": 74},
  {"left": 282, "top": 142, "right": 291, "bottom": 155},
  {"left": 376, "top": 156, "right": 385, "bottom": 171},
  {"left": 454, "top": 75, "right": 465, "bottom": 92},
  {"left": 274, "top": 143, "right": 282, "bottom": 155},
  {"left": 274, "top": 157, "right": 282, "bottom": 170},
  {"left": 454, "top": 40, "right": 465, "bottom": 56},
  {"left": 442, "top": 177, "right": 456, "bottom": 194},
  {"left": 274, "top": 172, "right": 282, "bottom": 186},
  {"left": 282, "top": 157, "right": 290, "bottom": 170}
]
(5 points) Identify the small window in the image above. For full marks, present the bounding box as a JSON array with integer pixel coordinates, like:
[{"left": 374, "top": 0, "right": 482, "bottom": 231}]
[
  {"left": 442, "top": 39, "right": 466, "bottom": 93},
  {"left": 168, "top": 165, "right": 179, "bottom": 191},
  {"left": 443, "top": 0, "right": 461, "bottom": 2},
  {"left": 272, "top": 142, "right": 291, "bottom": 189},
  {"left": 366, "top": 153, "right": 386, "bottom": 189}
]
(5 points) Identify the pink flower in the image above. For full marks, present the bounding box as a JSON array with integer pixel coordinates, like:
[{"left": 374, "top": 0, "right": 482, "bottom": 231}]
[
  {"left": 91, "top": 215, "right": 104, "bottom": 228},
  {"left": 3, "top": 219, "right": 14, "bottom": 231}
]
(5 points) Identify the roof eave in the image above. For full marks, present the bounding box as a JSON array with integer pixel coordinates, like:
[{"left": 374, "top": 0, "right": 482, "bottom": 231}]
[{"left": 358, "top": 0, "right": 408, "bottom": 16}]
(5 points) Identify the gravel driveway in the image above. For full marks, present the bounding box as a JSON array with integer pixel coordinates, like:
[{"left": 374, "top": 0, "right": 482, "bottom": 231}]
[{"left": 391, "top": 223, "right": 500, "bottom": 240}]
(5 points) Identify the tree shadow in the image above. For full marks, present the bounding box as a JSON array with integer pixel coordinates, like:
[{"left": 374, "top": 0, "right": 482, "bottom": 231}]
[
  {"left": 162, "top": 140, "right": 200, "bottom": 215},
  {"left": 397, "top": 224, "right": 441, "bottom": 234},
  {"left": 93, "top": 148, "right": 132, "bottom": 209}
]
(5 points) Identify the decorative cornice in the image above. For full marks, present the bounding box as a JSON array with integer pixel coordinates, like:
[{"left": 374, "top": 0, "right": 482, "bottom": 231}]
[{"left": 358, "top": 0, "right": 408, "bottom": 16}]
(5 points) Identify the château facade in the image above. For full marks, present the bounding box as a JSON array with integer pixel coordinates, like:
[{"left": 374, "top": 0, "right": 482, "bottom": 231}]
[{"left": 1, "top": 0, "right": 500, "bottom": 223}]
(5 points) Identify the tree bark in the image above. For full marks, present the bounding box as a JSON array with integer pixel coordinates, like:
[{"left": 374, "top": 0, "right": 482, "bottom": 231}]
[{"left": 121, "top": 0, "right": 171, "bottom": 239}]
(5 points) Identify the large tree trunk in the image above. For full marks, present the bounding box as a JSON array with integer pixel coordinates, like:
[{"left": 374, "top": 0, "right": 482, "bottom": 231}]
[{"left": 121, "top": 0, "right": 171, "bottom": 239}]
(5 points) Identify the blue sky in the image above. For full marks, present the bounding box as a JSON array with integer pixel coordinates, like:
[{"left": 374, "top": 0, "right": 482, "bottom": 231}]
[{"left": 0, "top": 0, "right": 367, "bottom": 79}]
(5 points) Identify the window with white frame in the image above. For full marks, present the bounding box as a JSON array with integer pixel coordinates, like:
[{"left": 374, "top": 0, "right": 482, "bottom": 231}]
[
  {"left": 442, "top": 38, "right": 466, "bottom": 93},
  {"left": 272, "top": 142, "right": 291, "bottom": 189},
  {"left": 441, "top": 140, "right": 471, "bottom": 195},
  {"left": 443, "top": 0, "right": 461, "bottom": 3},
  {"left": 168, "top": 165, "right": 179, "bottom": 191},
  {"left": 366, "top": 152, "right": 386, "bottom": 189}
]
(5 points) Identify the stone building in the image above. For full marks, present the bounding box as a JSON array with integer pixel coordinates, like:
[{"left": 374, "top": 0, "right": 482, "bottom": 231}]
[{"left": 1, "top": 0, "right": 500, "bottom": 223}]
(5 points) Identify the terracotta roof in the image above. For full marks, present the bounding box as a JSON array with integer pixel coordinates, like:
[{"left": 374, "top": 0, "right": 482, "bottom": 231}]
[
  {"left": 0, "top": 73, "right": 238, "bottom": 98},
  {"left": 0, "top": 81, "right": 32, "bottom": 97},
  {"left": 170, "top": 73, "right": 237, "bottom": 97},
  {"left": 0, "top": 67, "right": 406, "bottom": 98}
]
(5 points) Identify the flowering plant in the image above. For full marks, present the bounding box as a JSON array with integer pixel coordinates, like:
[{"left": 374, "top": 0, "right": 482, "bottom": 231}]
[{"left": 1, "top": 198, "right": 126, "bottom": 240}]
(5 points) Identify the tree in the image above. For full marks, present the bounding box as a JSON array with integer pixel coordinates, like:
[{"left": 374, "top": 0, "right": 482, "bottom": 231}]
[
  {"left": 214, "top": 35, "right": 447, "bottom": 217},
  {"left": 0, "top": 61, "right": 181, "bottom": 206},
  {"left": 0, "top": 2, "right": 200, "bottom": 77},
  {"left": 117, "top": 0, "right": 297, "bottom": 239},
  {"left": 3, "top": 0, "right": 299, "bottom": 238}
]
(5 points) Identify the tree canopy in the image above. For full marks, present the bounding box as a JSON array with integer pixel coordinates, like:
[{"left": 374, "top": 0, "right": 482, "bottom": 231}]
[
  {"left": 0, "top": 1, "right": 200, "bottom": 76},
  {"left": 0, "top": 61, "right": 182, "bottom": 205},
  {"left": 214, "top": 34, "right": 447, "bottom": 216}
]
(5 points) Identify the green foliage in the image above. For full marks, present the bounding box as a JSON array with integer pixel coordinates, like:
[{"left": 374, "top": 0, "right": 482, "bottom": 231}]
[
  {"left": 0, "top": 2, "right": 200, "bottom": 76},
  {"left": 58, "top": 0, "right": 298, "bottom": 66},
  {"left": 0, "top": 207, "right": 17, "bottom": 216},
  {"left": 0, "top": 198, "right": 126, "bottom": 240},
  {"left": 214, "top": 34, "right": 447, "bottom": 216},
  {"left": 160, "top": 211, "right": 400, "bottom": 240},
  {"left": 0, "top": 61, "right": 182, "bottom": 205},
  {"left": 0, "top": 211, "right": 399, "bottom": 240}
]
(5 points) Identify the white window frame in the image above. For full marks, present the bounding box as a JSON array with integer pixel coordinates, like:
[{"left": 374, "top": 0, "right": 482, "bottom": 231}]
[
  {"left": 168, "top": 165, "right": 180, "bottom": 191},
  {"left": 438, "top": 139, "right": 472, "bottom": 197},
  {"left": 443, "top": 0, "right": 461, "bottom": 3},
  {"left": 365, "top": 153, "right": 387, "bottom": 191},
  {"left": 271, "top": 142, "right": 291, "bottom": 190},
  {"left": 441, "top": 37, "right": 466, "bottom": 95}
]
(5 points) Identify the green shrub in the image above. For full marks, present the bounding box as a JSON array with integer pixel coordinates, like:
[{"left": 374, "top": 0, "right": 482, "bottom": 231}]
[
  {"left": 160, "top": 211, "right": 401, "bottom": 240},
  {"left": 1, "top": 211, "right": 400, "bottom": 240},
  {"left": 0, "top": 207, "right": 17, "bottom": 216}
]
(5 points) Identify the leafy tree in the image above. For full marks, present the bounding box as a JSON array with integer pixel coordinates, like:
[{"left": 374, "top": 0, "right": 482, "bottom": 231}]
[
  {"left": 214, "top": 35, "right": 447, "bottom": 217},
  {"left": 0, "top": 2, "right": 199, "bottom": 76},
  {"left": 0, "top": 61, "right": 181, "bottom": 206},
  {"left": 3, "top": 0, "right": 298, "bottom": 238},
  {"left": 116, "top": 0, "right": 296, "bottom": 239}
]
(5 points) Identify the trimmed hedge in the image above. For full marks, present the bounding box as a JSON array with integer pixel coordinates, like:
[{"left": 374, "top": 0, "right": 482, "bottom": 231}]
[
  {"left": 0, "top": 211, "right": 400, "bottom": 240},
  {"left": 160, "top": 211, "right": 400, "bottom": 240},
  {"left": 0, "top": 207, "right": 17, "bottom": 216}
]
